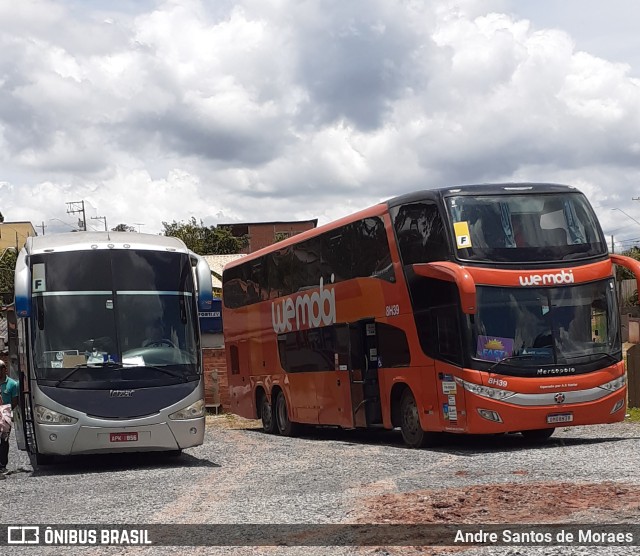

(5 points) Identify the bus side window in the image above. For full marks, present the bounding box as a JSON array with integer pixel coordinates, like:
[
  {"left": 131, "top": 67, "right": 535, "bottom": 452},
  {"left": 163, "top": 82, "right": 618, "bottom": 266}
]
[
  {"left": 392, "top": 203, "right": 448, "bottom": 264},
  {"left": 409, "top": 276, "right": 463, "bottom": 366}
]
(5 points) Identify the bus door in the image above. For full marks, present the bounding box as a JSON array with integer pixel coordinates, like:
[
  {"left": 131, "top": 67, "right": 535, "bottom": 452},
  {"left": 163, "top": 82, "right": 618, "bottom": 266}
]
[
  {"left": 9, "top": 314, "right": 38, "bottom": 454},
  {"left": 348, "top": 319, "right": 383, "bottom": 427},
  {"left": 7, "top": 310, "right": 26, "bottom": 451},
  {"left": 434, "top": 360, "right": 468, "bottom": 430},
  {"left": 316, "top": 325, "right": 353, "bottom": 427},
  {"left": 429, "top": 304, "right": 468, "bottom": 430}
]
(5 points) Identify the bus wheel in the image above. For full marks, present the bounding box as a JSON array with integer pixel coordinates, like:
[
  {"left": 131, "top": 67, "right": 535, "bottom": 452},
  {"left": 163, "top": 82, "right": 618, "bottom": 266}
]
[
  {"left": 400, "top": 389, "right": 430, "bottom": 448},
  {"left": 260, "top": 394, "right": 276, "bottom": 434},
  {"left": 275, "top": 391, "right": 299, "bottom": 437},
  {"left": 521, "top": 428, "right": 555, "bottom": 443}
]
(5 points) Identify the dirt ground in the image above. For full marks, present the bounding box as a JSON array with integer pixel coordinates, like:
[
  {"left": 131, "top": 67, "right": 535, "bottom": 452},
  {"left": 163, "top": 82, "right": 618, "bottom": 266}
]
[
  {"left": 208, "top": 415, "right": 640, "bottom": 525},
  {"left": 361, "top": 481, "right": 640, "bottom": 524},
  {"left": 208, "top": 414, "right": 640, "bottom": 524}
]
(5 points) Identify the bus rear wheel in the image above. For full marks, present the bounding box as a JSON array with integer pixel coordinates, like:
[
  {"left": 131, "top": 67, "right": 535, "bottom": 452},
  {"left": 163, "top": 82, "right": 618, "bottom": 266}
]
[
  {"left": 521, "top": 428, "right": 555, "bottom": 443},
  {"left": 275, "top": 391, "right": 299, "bottom": 437},
  {"left": 400, "top": 389, "right": 432, "bottom": 449},
  {"left": 260, "top": 393, "right": 276, "bottom": 434}
]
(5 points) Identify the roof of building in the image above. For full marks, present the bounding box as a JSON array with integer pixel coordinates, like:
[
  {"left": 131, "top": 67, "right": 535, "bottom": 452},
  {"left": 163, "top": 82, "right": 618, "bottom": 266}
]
[
  {"left": 203, "top": 254, "right": 246, "bottom": 288},
  {"left": 218, "top": 219, "right": 318, "bottom": 228}
]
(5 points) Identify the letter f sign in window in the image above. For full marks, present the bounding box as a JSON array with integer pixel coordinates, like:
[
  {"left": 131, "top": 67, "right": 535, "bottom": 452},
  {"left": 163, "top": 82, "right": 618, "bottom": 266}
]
[
  {"left": 454, "top": 222, "right": 472, "bottom": 249},
  {"left": 32, "top": 263, "right": 47, "bottom": 292}
]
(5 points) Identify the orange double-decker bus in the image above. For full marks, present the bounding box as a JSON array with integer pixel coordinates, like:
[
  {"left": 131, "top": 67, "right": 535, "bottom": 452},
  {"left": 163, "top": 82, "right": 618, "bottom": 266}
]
[{"left": 222, "top": 183, "right": 640, "bottom": 447}]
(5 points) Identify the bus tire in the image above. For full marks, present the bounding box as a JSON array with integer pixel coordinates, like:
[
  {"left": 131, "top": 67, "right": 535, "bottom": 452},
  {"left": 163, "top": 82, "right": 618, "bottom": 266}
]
[
  {"left": 400, "top": 389, "right": 431, "bottom": 449},
  {"left": 260, "top": 393, "right": 277, "bottom": 434},
  {"left": 275, "top": 391, "right": 299, "bottom": 437},
  {"left": 521, "top": 428, "right": 555, "bottom": 443}
]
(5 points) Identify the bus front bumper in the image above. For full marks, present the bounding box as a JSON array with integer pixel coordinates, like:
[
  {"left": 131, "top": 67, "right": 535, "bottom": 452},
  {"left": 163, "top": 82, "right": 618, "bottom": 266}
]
[
  {"left": 35, "top": 418, "right": 205, "bottom": 455},
  {"left": 462, "top": 387, "right": 626, "bottom": 434}
]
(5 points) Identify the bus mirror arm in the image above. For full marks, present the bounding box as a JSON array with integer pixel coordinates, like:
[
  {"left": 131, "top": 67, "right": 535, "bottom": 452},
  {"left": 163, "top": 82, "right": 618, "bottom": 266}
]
[
  {"left": 191, "top": 253, "right": 214, "bottom": 312},
  {"left": 413, "top": 262, "right": 477, "bottom": 314},
  {"left": 610, "top": 254, "right": 640, "bottom": 297}
]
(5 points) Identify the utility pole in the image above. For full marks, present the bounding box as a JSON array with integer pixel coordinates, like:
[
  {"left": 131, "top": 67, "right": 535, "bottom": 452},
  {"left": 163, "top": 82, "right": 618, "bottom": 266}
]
[
  {"left": 66, "top": 201, "right": 87, "bottom": 231},
  {"left": 611, "top": 235, "right": 615, "bottom": 253},
  {"left": 38, "top": 221, "right": 46, "bottom": 235},
  {"left": 91, "top": 216, "right": 108, "bottom": 231}
]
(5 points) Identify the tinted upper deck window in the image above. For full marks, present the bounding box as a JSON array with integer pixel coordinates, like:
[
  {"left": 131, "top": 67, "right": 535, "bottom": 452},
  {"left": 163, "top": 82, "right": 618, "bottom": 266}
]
[{"left": 445, "top": 193, "right": 607, "bottom": 263}]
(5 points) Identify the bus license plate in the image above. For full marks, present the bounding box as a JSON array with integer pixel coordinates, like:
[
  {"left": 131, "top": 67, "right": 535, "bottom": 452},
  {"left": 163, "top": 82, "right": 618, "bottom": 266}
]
[
  {"left": 110, "top": 432, "right": 138, "bottom": 442},
  {"left": 546, "top": 413, "right": 573, "bottom": 424}
]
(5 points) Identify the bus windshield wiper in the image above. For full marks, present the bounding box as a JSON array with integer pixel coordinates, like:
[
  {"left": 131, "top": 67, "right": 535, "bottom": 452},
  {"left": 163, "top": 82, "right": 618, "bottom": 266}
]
[
  {"left": 488, "top": 354, "right": 535, "bottom": 373},
  {"left": 55, "top": 361, "right": 123, "bottom": 386},
  {"left": 563, "top": 352, "right": 619, "bottom": 364},
  {"left": 123, "top": 364, "right": 189, "bottom": 383}
]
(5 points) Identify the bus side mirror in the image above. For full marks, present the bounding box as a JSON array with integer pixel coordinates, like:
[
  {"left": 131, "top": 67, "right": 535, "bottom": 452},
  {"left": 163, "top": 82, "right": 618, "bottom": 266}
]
[
  {"left": 413, "top": 262, "right": 477, "bottom": 314},
  {"left": 14, "top": 249, "right": 31, "bottom": 318},
  {"left": 192, "top": 254, "right": 214, "bottom": 312}
]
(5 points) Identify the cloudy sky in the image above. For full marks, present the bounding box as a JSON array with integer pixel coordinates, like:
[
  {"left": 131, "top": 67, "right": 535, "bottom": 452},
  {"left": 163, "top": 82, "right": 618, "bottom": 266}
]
[{"left": 2, "top": 0, "right": 640, "bottom": 251}]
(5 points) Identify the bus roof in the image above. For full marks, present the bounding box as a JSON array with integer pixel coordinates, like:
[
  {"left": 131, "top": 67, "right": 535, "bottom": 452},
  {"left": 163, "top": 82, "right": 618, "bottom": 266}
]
[
  {"left": 386, "top": 182, "right": 580, "bottom": 207},
  {"left": 222, "top": 182, "right": 584, "bottom": 271},
  {"left": 23, "top": 231, "right": 190, "bottom": 255}
]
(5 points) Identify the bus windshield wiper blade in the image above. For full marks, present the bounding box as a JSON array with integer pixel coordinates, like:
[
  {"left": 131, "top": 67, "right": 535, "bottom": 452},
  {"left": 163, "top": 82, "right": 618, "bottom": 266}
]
[
  {"left": 564, "top": 352, "right": 619, "bottom": 364},
  {"left": 123, "top": 364, "right": 189, "bottom": 383},
  {"left": 488, "top": 354, "right": 535, "bottom": 373},
  {"left": 54, "top": 362, "right": 123, "bottom": 386}
]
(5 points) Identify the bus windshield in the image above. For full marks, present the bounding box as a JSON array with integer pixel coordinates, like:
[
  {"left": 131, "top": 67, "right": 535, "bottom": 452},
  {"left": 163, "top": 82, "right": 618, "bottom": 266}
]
[
  {"left": 30, "top": 250, "right": 200, "bottom": 388},
  {"left": 446, "top": 193, "right": 607, "bottom": 263},
  {"left": 470, "top": 279, "right": 620, "bottom": 375}
]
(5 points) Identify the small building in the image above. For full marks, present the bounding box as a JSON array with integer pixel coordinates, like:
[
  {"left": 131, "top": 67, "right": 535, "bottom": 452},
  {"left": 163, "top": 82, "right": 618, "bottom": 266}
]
[
  {"left": 0, "top": 221, "right": 37, "bottom": 250},
  {"left": 219, "top": 220, "right": 317, "bottom": 254}
]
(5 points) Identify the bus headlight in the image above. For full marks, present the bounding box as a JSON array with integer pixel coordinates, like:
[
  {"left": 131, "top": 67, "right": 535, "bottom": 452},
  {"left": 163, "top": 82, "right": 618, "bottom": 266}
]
[
  {"left": 455, "top": 377, "right": 515, "bottom": 401},
  {"left": 598, "top": 374, "right": 626, "bottom": 392},
  {"left": 35, "top": 405, "right": 78, "bottom": 425},
  {"left": 169, "top": 399, "right": 206, "bottom": 420}
]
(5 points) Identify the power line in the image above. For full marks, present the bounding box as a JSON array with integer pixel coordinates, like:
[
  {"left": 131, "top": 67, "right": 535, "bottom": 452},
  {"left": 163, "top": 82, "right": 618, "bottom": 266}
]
[
  {"left": 66, "top": 201, "right": 87, "bottom": 231},
  {"left": 91, "top": 216, "right": 108, "bottom": 231}
]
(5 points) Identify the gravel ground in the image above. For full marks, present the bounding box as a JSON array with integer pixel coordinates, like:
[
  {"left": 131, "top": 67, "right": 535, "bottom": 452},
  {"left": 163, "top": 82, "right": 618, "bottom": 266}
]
[{"left": 2, "top": 417, "right": 640, "bottom": 556}]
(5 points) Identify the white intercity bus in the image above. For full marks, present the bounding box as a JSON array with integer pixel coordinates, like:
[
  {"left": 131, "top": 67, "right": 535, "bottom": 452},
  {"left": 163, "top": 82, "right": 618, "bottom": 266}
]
[{"left": 8, "top": 232, "right": 213, "bottom": 465}]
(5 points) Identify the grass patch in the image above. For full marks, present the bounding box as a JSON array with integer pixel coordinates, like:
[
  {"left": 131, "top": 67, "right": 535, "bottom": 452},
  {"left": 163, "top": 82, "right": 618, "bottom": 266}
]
[
  {"left": 205, "top": 412, "right": 262, "bottom": 429},
  {"left": 625, "top": 407, "right": 640, "bottom": 423}
]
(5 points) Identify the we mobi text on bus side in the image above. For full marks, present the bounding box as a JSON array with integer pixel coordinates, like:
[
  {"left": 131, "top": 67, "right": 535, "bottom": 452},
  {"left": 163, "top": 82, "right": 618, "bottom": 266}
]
[
  {"left": 221, "top": 183, "right": 640, "bottom": 447},
  {"left": 8, "top": 232, "right": 213, "bottom": 465}
]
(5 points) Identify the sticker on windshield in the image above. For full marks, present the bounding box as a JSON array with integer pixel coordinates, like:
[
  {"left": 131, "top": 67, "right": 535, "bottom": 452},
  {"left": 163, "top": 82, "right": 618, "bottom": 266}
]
[
  {"left": 454, "top": 221, "right": 472, "bottom": 249},
  {"left": 32, "top": 263, "right": 46, "bottom": 292},
  {"left": 476, "top": 335, "right": 514, "bottom": 363}
]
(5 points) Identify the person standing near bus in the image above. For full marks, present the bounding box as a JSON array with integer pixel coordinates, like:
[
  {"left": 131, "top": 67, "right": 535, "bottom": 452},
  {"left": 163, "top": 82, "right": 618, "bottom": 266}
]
[{"left": 0, "top": 360, "right": 18, "bottom": 473}]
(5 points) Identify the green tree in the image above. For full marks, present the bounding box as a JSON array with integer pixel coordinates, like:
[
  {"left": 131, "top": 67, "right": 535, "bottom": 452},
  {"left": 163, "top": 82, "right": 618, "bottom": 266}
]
[
  {"left": 615, "top": 246, "right": 640, "bottom": 281},
  {"left": 111, "top": 223, "right": 137, "bottom": 232},
  {"left": 0, "top": 248, "right": 17, "bottom": 305},
  {"left": 615, "top": 246, "right": 640, "bottom": 307},
  {"left": 162, "top": 217, "right": 248, "bottom": 255}
]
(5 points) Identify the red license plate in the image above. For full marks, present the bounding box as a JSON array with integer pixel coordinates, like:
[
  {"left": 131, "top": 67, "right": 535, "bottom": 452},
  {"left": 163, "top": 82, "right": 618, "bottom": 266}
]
[{"left": 110, "top": 432, "right": 138, "bottom": 442}]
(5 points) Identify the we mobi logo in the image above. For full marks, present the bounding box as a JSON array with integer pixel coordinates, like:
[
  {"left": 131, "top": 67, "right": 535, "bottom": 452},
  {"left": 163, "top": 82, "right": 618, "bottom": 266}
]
[
  {"left": 271, "top": 276, "right": 336, "bottom": 333},
  {"left": 518, "top": 269, "right": 575, "bottom": 287}
]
